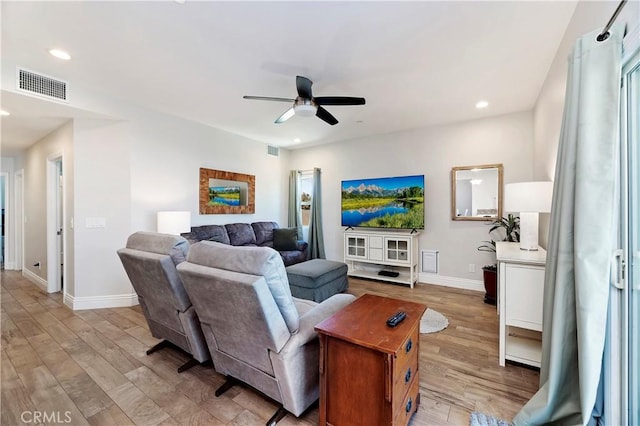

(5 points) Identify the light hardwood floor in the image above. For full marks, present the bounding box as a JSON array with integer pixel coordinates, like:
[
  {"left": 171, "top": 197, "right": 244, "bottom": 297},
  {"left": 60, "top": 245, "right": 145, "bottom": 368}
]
[{"left": 1, "top": 270, "right": 539, "bottom": 425}]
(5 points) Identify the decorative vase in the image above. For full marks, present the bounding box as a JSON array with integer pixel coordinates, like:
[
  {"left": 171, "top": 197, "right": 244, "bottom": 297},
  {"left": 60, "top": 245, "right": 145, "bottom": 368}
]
[{"left": 482, "top": 265, "right": 497, "bottom": 305}]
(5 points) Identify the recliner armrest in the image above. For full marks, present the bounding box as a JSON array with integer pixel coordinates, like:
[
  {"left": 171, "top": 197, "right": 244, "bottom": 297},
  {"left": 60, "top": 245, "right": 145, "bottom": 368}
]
[
  {"left": 278, "top": 293, "right": 356, "bottom": 355},
  {"left": 296, "top": 240, "right": 308, "bottom": 252}
]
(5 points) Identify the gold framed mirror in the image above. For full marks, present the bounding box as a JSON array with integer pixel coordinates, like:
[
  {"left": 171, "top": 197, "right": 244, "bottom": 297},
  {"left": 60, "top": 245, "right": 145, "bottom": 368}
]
[
  {"left": 451, "top": 164, "right": 503, "bottom": 221},
  {"left": 199, "top": 168, "right": 255, "bottom": 214}
]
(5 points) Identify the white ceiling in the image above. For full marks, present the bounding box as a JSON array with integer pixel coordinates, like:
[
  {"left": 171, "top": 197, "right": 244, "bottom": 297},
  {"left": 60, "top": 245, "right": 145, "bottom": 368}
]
[{"left": 0, "top": 1, "right": 578, "bottom": 155}]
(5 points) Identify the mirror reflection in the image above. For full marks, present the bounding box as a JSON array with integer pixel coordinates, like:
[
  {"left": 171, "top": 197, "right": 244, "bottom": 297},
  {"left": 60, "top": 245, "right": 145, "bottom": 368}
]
[{"left": 451, "top": 164, "right": 503, "bottom": 221}]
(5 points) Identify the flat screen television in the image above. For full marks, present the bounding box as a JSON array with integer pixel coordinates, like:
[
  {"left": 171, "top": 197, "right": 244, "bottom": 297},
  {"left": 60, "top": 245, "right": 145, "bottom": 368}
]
[{"left": 341, "top": 174, "right": 425, "bottom": 230}]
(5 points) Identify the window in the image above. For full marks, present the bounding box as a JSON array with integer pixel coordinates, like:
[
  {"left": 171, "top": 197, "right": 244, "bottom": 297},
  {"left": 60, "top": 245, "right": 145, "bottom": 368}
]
[{"left": 299, "top": 171, "right": 314, "bottom": 239}]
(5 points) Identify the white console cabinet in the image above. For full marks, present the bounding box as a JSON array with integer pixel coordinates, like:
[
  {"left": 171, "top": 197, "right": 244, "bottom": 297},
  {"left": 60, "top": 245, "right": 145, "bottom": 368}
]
[
  {"left": 497, "top": 241, "right": 546, "bottom": 368},
  {"left": 344, "top": 230, "right": 419, "bottom": 287}
]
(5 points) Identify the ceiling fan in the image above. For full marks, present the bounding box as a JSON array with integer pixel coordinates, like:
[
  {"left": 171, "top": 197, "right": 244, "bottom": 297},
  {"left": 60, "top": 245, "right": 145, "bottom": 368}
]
[{"left": 243, "top": 76, "right": 365, "bottom": 126}]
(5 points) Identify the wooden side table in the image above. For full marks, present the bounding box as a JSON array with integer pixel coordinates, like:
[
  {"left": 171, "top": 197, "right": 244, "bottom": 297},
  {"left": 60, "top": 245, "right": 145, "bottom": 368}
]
[{"left": 315, "top": 294, "right": 427, "bottom": 426}]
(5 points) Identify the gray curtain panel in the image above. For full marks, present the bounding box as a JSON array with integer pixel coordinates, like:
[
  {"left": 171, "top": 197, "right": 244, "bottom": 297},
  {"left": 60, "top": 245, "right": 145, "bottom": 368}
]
[
  {"left": 288, "top": 170, "right": 303, "bottom": 240},
  {"left": 308, "top": 168, "right": 325, "bottom": 259},
  {"left": 514, "top": 25, "right": 623, "bottom": 425}
]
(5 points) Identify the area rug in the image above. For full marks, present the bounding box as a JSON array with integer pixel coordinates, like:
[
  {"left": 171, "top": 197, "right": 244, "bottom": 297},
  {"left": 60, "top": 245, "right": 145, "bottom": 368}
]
[
  {"left": 419, "top": 308, "right": 449, "bottom": 333},
  {"left": 469, "top": 411, "right": 512, "bottom": 426}
]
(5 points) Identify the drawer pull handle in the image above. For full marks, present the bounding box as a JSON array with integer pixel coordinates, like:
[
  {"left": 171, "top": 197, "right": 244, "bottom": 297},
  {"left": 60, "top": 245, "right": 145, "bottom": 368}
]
[
  {"left": 405, "top": 368, "right": 411, "bottom": 384},
  {"left": 405, "top": 339, "right": 412, "bottom": 353},
  {"left": 405, "top": 397, "right": 413, "bottom": 413}
]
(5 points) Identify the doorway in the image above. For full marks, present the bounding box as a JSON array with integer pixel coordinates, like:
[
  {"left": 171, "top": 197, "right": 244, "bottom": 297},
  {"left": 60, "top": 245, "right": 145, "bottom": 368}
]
[
  {"left": 14, "top": 170, "right": 23, "bottom": 271},
  {"left": 46, "top": 155, "right": 63, "bottom": 293}
]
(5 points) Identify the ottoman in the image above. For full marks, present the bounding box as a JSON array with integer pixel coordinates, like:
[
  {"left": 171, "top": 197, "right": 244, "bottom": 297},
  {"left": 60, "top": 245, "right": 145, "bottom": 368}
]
[{"left": 286, "top": 259, "right": 349, "bottom": 302}]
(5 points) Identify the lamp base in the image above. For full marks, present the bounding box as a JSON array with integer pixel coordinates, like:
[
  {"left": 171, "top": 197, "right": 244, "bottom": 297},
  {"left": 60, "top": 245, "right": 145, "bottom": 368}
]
[{"left": 518, "top": 211, "right": 539, "bottom": 251}]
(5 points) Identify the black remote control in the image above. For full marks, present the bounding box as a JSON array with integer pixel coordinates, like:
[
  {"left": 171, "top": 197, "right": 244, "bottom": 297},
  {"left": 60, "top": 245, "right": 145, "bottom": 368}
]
[{"left": 386, "top": 311, "right": 407, "bottom": 327}]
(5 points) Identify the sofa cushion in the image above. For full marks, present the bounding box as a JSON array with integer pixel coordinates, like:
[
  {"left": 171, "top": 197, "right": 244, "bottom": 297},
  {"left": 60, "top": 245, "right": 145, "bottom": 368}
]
[
  {"left": 225, "top": 223, "right": 257, "bottom": 246},
  {"left": 186, "top": 241, "right": 300, "bottom": 333},
  {"left": 193, "top": 225, "right": 230, "bottom": 245},
  {"left": 273, "top": 228, "right": 298, "bottom": 251},
  {"left": 252, "top": 221, "right": 278, "bottom": 246}
]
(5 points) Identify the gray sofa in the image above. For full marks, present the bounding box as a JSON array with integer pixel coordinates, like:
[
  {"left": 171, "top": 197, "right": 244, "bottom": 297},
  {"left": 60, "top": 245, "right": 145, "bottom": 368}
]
[
  {"left": 177, "top": 241, "right": 355, "bottom": 424},
  {"left": 181, "top": 221, "right": 308, "bottom": 266},
  {"left": 117, "top": 232, "right": 211, "bottom": 372}
]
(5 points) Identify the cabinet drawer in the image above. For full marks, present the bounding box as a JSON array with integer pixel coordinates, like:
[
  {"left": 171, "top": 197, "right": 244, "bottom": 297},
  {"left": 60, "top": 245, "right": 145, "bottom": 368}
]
[
  {"left": 393, "top": 374, "right": 420, "bottom": 426},
  {"left": 369, "top": 236, "right": 383, "bottom": 249},
  {"left": 393, "top": 326, "right": 418, "bottom": 377},
  {"left": 392, "top": 348, "right": 418, "bottom": 402},
  {"left": 369, "top": 248, "right": 383, "bottom": 261}
]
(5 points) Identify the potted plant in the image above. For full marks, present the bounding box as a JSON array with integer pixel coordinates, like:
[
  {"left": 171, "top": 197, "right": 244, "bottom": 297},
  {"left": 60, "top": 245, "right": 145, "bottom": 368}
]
[{"left": 477, "top": 214, "right": 520, "bottom": 305}]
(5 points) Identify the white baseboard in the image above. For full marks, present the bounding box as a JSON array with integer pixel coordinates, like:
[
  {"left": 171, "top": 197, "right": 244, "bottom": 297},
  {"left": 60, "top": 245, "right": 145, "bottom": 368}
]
[
  {"left": 23, "top": 268, "right": 48, "bottom": 292},
  {"left": 418, "top": 273, "right": 484, "bottom": 293},
  {"left": 65, "top": 292, "right": 139, "bottom": 311},
  {"left": 4, "top": 261, "right": 15, "bottom": 270}
]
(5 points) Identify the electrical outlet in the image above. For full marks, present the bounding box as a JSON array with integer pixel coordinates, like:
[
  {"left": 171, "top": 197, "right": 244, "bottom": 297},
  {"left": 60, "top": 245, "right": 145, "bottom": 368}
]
[{"left": 468, "top": 263, "right": 476, "bottom": 273}]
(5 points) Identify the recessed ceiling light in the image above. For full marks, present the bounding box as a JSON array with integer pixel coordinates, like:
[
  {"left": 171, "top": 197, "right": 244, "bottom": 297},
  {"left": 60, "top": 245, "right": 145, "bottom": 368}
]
[
  {"left": 0, "top": 110, "right": 10, "bottom": 116},
  {"left": 293, "top": 138, "right": 301, "bottom": 143},
  {"left": 475, "top": 100, "right": 489, "bottom": 109},
  {"left": 49, "top": 49, "right": 71, "bottom": 60},
  {"left": 175, "top": 0, "right": 186, "bottom": 3}
]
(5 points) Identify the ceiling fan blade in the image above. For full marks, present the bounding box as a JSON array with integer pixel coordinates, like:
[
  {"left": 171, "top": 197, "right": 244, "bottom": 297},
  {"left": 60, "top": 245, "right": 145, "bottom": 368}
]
[
  {"left": 296, "top": 76, "right": 313, "bottom": 99},
  {"left": 316, "top": 106, "right": 338, "bottom": 125},
  {"left": 314, "top": 96, "right": 366, "bottom": 106},
  {"left": 275, "top": 107, "right": 295, "bottom": 124},
  {"left": 243, "top": 95, "right": 295, "bottom": 102}
]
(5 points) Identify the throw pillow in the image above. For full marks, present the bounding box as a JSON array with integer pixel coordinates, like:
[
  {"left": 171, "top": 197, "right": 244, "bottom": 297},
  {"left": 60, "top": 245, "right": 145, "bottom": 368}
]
[{"left": 273, "top": 228, "right": 298, "bottom": 251}]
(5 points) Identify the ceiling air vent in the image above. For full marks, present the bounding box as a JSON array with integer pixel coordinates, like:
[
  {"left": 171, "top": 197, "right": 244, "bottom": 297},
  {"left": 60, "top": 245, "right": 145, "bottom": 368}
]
[
  {"left": 267, "top": 145, "right": 279, "bottom": 157},
  {"left": 17, "top": 68, "right": 68, "bottom": 102}
]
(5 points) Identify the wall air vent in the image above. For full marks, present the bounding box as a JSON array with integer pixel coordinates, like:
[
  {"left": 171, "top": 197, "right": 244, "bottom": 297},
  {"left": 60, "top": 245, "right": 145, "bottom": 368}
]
[
  {"left": 267, "top": 145, "right": 279, "bottom": 157},
  {"left": 17, "top": 68, "right": 68, "bottom": 102}
]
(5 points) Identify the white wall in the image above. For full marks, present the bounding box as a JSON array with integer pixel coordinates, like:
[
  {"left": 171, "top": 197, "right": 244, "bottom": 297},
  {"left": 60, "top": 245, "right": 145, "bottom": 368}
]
[
  {"left": 289, "top": 110, "right": 534, "bottom": 288},
  {"left": 532, "top": 0, "right": 640, "bottom": 247},
  {"left": 72, "top": 119, "right": 129, "bottom": 303},
  {"left": 126, "top": 107, "right": 289, "bottom": 232}
]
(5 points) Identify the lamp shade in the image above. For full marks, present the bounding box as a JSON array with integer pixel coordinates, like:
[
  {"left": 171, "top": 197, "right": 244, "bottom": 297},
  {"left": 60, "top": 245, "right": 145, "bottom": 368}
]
[
  {"left": 157, "top": 211, "right": 191, "bottom": 235},
  {"left": 504, "top": 182, "right": 553, "bottom": 213}
]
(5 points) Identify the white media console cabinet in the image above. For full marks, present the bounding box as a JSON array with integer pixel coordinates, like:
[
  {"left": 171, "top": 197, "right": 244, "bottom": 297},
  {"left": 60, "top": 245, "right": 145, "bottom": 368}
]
[{"left": 343, "top": 229, "right": 420, "bottom": 287}]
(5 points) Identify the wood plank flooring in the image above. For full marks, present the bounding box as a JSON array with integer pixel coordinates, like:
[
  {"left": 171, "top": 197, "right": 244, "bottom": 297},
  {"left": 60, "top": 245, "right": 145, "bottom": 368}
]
[{"left": 1, "top": 270, "right": 539, "bottom": 425}]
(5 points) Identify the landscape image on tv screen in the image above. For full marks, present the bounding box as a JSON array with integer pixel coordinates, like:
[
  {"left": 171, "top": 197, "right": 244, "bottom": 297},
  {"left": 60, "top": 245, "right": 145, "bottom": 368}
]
[{"left": 341, "top": 175, "right": 425, "bottom": 229}]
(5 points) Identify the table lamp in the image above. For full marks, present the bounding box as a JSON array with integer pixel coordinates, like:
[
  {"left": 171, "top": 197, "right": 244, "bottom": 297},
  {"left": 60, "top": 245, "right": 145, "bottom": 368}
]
[
  {"left": 504, "top": 182, "right": 553, "bottom": 251},
  {"left": 157, "top": 211, "right": 191, "bottom": 235}
]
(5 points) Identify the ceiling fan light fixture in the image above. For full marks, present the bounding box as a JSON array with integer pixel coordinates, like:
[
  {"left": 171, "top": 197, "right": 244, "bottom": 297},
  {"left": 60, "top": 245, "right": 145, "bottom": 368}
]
[{"left": 293, "top": 98, "right": 317, "bottom": 117}]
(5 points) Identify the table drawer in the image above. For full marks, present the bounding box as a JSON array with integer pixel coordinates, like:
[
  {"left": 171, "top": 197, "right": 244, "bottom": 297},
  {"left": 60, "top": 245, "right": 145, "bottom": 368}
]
[
  {"left": 392, "top": 348, "right": 418, "bottom": 400},
  {"left": 393, "top": 326, "right": 418, "bottom": 377},
  {"left": 393, "top": 374, "right": 420, "bottom": 426}
]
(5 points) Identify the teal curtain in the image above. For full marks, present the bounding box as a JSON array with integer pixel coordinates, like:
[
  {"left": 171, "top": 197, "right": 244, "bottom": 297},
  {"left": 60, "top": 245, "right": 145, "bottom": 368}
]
[
  {"left": 288, "top": 170, "right": 302, "bottom": 240},
  {"left": 514, "top": 26, "right": 623, "bottom": 425},
  {"left": 308, "top": 168, "right": 325, "bottom": 259}
]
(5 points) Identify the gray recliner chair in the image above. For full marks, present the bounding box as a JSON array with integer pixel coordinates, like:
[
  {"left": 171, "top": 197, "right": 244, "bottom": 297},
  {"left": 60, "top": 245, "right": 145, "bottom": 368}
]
[
  {"left": 176, "top": 241, "right": 355, "bottom": 425},
  {"left": 117, "top": 231, "right": 211, "bottom": 372}
]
